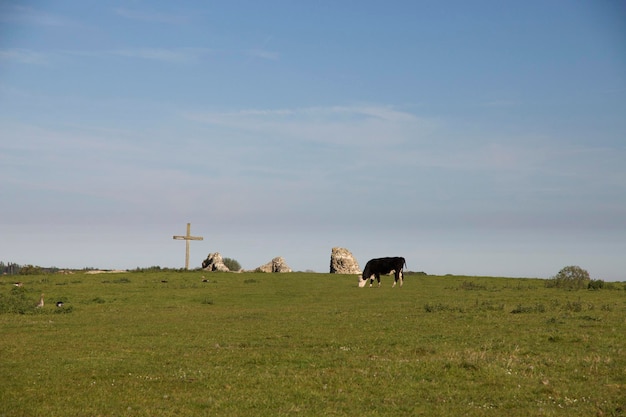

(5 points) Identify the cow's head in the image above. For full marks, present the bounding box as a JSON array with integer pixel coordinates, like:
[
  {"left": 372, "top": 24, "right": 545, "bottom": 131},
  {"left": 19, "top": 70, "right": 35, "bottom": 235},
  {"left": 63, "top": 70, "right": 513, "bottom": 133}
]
[{"left": 358, "top": 277, "right": 367, "bottom": 288}]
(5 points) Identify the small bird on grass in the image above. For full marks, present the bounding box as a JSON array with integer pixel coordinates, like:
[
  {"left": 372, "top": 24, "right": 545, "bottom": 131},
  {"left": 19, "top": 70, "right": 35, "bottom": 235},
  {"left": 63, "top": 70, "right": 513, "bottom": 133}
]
[{"left": 36, "top": 293, "right": 44, "bottom": 308}]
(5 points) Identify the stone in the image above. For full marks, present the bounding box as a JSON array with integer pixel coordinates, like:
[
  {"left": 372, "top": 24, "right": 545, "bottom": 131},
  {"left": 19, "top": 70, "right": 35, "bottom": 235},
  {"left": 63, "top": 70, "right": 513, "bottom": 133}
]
[
  {"left": 256, "top": 256, "right": 292, "bottom": 273},
  {"left": 329, "top": 247, "right": 361, "bottom": 274},
  {"left": 202, "top": 252, "right": 230, "bottom": 272}
]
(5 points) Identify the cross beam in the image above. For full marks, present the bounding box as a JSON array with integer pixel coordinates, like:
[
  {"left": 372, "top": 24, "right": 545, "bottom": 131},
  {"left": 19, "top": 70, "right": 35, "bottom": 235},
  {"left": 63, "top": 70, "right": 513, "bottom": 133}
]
[{"left": 173, "top": 223, "right": 203, "bottom": 270}]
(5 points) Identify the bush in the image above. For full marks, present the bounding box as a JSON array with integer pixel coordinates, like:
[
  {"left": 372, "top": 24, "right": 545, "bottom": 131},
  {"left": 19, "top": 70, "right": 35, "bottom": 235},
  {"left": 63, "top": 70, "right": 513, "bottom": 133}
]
[
  {"left": 0, "top": 287, "right": 37, "bottom": 314},
  {"left": 511, "top": 303, "right": 546, "bottom": 314},
  {"left": 546, "top": 266, "right": 590, "bottom": 290},
  {"left": 223, "top": 257, "right": 241, "bottom": 272},
  {"left": 588, "top": 279, "right": 605, "bottom": 290},
  {"left": 19, "top": 265, "right": 43, "bottom": 275}
]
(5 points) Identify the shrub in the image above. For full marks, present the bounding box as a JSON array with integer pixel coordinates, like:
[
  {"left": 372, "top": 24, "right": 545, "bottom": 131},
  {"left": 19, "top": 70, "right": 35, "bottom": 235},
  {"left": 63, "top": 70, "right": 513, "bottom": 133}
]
[
  {"left": 564, "top": 300, "right": 583, "bottom": 312},
  {"left": 588, "top": 279, "right": 604, "bottom": 290},
  {"left": 0, "top": 287, "right": 37, "bottom": 314},
  {"left": 511, "top": 303, "right": 546, "bottom": 314},
  {"left": 460, "top": 281, "right": 486, "bottom": 290},
  {"left": 546, "top": 265, "right": 590, "bottom": 290},
  {"left": 133, "top": 266, "right": 162, "bottom": 273},
  {"left": 19, "top": 265, "right": 43, "bottom": 275},
  {"left": 424, "top": 303, "right": 465, "bottom": 313},
  {"left": 222, "top": 258, "right": 242, "bottom": 272}
]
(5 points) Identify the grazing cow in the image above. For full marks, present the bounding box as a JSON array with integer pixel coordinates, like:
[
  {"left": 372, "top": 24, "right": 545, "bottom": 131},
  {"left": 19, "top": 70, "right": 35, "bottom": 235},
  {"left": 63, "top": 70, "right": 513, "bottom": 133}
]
[{"left": 359, "top": 257, "right": 406, "bottom": 288}]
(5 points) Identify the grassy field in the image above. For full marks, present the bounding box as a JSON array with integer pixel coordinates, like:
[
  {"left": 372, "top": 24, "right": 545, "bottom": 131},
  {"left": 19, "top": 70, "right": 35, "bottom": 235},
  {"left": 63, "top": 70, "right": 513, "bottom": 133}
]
[{"left": 1, "top": 271, "right": 625, "bottom": 416}]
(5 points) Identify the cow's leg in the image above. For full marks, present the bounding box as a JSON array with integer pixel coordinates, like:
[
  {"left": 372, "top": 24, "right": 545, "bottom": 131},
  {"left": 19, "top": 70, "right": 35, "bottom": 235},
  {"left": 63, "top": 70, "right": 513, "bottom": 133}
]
[
  {"left": 393, "top": 270, "right": 403, "bottom": 287},
  {"left": 376, "top": 273, "right": 381, "bottom": 287},
  {"left": 392, "top": 270, "right": 398, "bottom": 288}
]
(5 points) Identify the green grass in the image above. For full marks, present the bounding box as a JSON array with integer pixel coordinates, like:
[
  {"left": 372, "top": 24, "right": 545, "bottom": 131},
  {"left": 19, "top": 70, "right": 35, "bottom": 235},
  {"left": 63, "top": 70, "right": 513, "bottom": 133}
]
[{"left": 1, "top": 272, "right": 625, "bottom": 416}]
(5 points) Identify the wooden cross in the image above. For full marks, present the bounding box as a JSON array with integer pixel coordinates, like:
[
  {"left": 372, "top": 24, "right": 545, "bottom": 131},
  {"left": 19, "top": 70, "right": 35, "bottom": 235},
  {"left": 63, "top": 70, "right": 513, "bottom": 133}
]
[{"left": 173, "top": 223, "right": 203, "bottom": 270}]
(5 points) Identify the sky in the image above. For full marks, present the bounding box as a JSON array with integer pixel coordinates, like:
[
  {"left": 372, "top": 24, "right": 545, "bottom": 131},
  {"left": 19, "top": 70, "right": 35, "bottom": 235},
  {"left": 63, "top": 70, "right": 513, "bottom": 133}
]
[{"left": 1, "top": 1, "right": 625, "bottom": 280}]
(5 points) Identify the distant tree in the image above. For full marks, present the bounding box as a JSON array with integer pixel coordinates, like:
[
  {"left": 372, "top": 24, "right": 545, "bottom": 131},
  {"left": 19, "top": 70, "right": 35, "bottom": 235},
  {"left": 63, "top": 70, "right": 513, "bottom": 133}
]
[
  {"left": 404, "top": 271, "right": 428, "bottom": 276},
  {"left": 19, "top": 265, "right": 43, "bottom": 275},
  {"left": 588, "top": 279, "right": 605, "bottom": 290},
  {"left": 222, "top": 258, "right": 242, "bottom": 272},
  {"left": 546, "top": 265, "right": 591, "bottom": 289},
  {"left": 0, "top": 262, "right": 21, "bottom": 275}
]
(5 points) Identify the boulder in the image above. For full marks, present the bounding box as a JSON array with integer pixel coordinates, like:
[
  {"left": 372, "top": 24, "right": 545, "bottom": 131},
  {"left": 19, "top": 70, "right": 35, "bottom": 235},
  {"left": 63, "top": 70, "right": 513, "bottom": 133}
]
[
  {"left": 256, "top": 256, "right": 292, "bottom": 273},
  {"left": 329, "top": 247, "right": 361, "bottom": 274},
  {"left": 202, "top": 252, "right": 230, "bottom": 272}
]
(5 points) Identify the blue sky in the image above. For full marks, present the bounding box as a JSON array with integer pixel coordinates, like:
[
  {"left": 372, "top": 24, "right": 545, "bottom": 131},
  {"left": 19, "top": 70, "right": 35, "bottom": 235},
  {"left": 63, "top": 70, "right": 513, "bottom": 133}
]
[{"left": 1, "top": 1, "right": 625, "bottom": 279}]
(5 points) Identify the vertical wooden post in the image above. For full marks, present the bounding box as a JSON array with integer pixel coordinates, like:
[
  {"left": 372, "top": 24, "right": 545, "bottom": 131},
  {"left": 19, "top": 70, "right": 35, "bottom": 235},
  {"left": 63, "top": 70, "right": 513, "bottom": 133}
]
[{"left": 173, "top": 223, "right": 204, "bottom": 270}]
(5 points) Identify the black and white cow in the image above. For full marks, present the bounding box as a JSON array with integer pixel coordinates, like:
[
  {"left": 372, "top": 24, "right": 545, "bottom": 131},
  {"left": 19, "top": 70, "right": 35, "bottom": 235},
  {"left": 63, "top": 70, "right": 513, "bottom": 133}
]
[{"left": 359, "top": 257, "right": 407, "bottom": 288}]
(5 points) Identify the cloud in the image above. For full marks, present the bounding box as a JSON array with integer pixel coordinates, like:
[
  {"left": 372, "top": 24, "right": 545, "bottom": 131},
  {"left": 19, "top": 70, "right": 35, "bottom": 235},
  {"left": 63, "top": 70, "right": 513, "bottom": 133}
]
[
  {"left": 0, "top": 122, "right": 203, "bottom": 224},
  {"left": 0, "top": 5, "right": 75, "bottom": 27},
  {"left": 0, "top": 48, "right": 50, "bottom": 65},
  {"left": 5, "top": 95, "right": 623, "bottom": 236},
  {"left": 109, "top": 47, "right": 212, "bottom": 63},
  {"left": 181, "top": 104, "right": 626, "bottom": 221},
  {"left": 479, "top": 99, "right": 520, "bottom": 108},
  {"left": 183, "top": 104, "right": 433, "bottom": 146},
  {"left": 114, "top": 7, "right": 190, "bottom": 24},
  {"left": 245, "top": 35, "right": 279, "bottom": 61},
  {"left": 0, "top": 47, "right": 213, "bottom": 65},
  {"left": 246, "top": 49, "right": 279, "bottom": 60}
]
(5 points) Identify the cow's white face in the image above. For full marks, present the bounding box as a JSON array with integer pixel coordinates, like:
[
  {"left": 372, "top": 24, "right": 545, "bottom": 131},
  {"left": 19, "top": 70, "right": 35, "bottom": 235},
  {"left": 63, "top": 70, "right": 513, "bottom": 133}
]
[{"left": 358, "top": 278, "right": 367, "bottom": 288}]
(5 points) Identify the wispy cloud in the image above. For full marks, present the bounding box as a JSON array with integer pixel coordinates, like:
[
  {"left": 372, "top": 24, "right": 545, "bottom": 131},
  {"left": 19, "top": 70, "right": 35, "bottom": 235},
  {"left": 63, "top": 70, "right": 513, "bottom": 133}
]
[
  {"left": 0, "top": 48, "right": 50, "bottom": 65},
  {"left": 114, "top": 7, "right": 190, "bottom": 24},
  {"left": 245, "top": 35, "right": 279, "bottom": 61},
  {"left": 109, "top": 47, "right": 212, "bottom": 63},
  {"left": 0, "top": 5, "right": 75, "bottom": 27},
  {"left": 479, "top": 99, "right": 520, "bottom": 108},
  {"left": 0, "top": 122, "right": 190, "bottom": 208},
  {"left": 246, "top": 49, "right": 279, "bottom": 60},
  {"left": 0, "top": 47, "right": 212, "bottom": 65},
  {"left": 184, "top": 104, "right": 431, "bottom": 146},
  {"left": 184, "top": 103, "right": 626, "bottom": 209}
]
